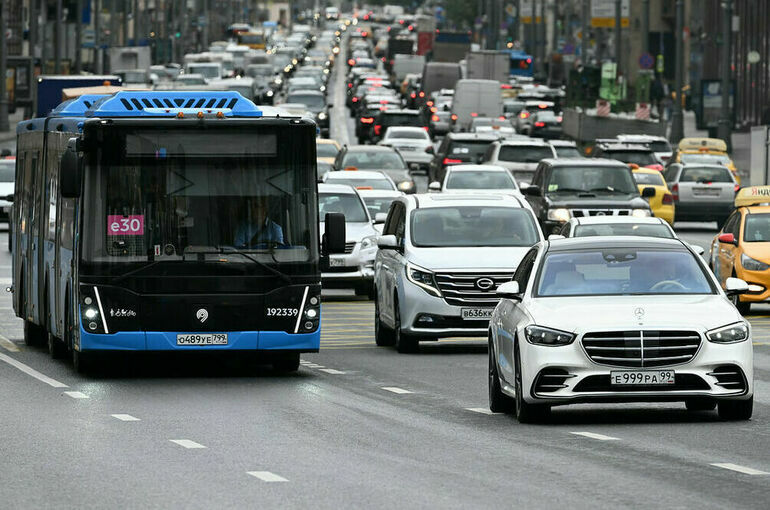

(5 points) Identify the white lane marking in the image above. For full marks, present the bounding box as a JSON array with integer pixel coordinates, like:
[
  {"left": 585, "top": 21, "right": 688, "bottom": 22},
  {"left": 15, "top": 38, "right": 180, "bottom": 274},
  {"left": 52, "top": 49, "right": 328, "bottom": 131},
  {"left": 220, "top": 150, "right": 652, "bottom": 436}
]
[
  {"left": 711, "top": 463, "right": 769, "bottom": 475},
  {"left": 318, "top": 368, "right": 346, "bottom": 374},
  {"left": 64, "top": 391, "right": 89, "bottom": 399},
  {"left": 170, "top": 439, "right": 206, "bottom": 449},
  {"left": 0, "top": 334, "right": 20, "bottom": 352},
  {"left": 111, "top": 414, "right": 140, "bottom": 421},
  {"left": 570, "top": 431, "right": 620, "bottom": 441},
  {"left": 304, "top": 364, "right": 325, "bottom": 369},
  {"left": 247, "top": 471, "right": 289, "bottom": 482},
  {"left": 382, "top": 386, "right": 413, "bottom": 394},
  {"left": 0, "top": 352, "right": 69, "bottom": 388},
  {"left": 466, "top": 407, "right": 497, "bottom": 415}
]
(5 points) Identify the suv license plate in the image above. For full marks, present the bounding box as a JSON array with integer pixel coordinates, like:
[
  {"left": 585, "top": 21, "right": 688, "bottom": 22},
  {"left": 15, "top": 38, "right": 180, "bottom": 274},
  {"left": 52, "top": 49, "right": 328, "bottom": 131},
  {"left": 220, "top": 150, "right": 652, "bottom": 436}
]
[
  {"left": 610, "top": 370, "right": 675, "bottom": 386},
  {"left": 329, "top": 257, "right": 345, "bottom": 267},
  {"left": 177, "top": 333, "right": 228, "bottom": 346},
  {"left": 461, "top": 308, "right": 493, "bottom": 320}
]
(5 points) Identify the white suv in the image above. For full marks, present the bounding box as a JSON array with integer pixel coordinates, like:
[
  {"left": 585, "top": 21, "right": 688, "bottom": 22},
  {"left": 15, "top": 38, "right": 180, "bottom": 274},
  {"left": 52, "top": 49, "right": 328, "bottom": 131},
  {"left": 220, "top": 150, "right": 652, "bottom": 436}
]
[{"left": 374, "top": 194, "right": 544, "bottom": 352}]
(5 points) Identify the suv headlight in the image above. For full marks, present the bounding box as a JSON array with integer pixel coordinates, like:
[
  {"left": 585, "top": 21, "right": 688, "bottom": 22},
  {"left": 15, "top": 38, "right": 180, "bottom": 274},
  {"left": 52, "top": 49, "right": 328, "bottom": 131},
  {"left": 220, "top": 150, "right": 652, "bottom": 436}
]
[
  {"left": 741, "top": 253, "right": 770, "bottom": 271},
  {"left": 406, "top": 263, "right": 441, "bottom": 297},
  {"left": 707, "top": 322, "right": 749, "bottom": 344},
  {"left": 525, "top": 325, "right": 575, "bottom": 346},
  {"left": 631, "top": 208, "right": 652, "bottom": 218},
  {"left": 547, "top": 208, "right": 570, "bottom": 223},
  {"left": 360, "top": 235, "right": 377, "bottom": 251}
]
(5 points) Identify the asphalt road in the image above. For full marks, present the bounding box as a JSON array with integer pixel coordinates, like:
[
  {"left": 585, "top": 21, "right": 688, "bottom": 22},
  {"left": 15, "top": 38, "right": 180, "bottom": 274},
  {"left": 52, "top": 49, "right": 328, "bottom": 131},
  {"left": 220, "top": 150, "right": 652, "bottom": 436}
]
[{"left": 0, "top": 49, "right": 769, "bottom": 509}]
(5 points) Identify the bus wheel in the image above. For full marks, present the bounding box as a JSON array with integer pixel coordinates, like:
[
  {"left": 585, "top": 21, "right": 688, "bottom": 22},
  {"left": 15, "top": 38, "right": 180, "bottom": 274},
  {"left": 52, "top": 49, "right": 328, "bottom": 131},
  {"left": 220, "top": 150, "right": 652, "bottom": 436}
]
[
  {"left": 272, "top": 352, "right": 300, "bottom": 373},
  {"left": 72, "top": 349, "right": 96, "bottom": 375},
  {"left": 47, "top": 332, "right": 67, "bottom": 359},
  {"left": 24, "top": 320, "right": 46, "bottom": 347}
]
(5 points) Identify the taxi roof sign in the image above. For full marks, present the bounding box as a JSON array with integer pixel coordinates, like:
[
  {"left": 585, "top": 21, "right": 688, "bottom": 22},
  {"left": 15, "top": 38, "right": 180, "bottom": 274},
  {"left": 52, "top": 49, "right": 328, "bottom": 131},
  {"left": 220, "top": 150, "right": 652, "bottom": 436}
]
[
  {"left": 678, "top": 137, "right": 728, "bottom": 153},
  {"left": 735, "top": 186, "right": 770, "bottom": 207}
]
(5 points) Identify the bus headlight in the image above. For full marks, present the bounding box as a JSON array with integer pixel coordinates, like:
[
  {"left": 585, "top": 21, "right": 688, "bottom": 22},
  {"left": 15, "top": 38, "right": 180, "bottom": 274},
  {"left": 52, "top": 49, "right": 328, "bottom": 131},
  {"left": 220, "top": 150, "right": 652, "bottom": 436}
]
[{"left": 84, "top": 308, "right": 99, "bottom": 320}]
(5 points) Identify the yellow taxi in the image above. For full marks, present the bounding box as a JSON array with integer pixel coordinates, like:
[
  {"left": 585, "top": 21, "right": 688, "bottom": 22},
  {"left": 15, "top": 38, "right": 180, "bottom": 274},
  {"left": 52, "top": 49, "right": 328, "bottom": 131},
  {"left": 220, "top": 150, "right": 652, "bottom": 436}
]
[
  {"left": 674, "top": 137, "right": 740, "bottom": 184},
  {"left": 709, "top": 185, "right": 770, "bottom": 314},
  {"left": 316, "top": 139, "right": 341, "bottom": 165},
  {"left": 631, "top": 166, "right": 675, "bottom": 225}
]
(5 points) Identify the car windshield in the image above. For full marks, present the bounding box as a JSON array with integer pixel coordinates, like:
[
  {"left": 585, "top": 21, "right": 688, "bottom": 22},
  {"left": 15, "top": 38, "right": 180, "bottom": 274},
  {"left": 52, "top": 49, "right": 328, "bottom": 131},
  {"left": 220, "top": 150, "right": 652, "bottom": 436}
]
[
  {"left": 498, "top": 146, "right": 553, "bottom": 163},
  {"left": 0, "top": 162, "right": 14, "bottom": 181},
  {"left": 554, "top": 146, "right": 581, "bottom": 158},
  {"left": 448, "top": 141, "right": 493, "bottom": 161},
  {"left": 411, "top": 207, "right": 539, "bottom": 247},
  {"left": 680, "top": 153, "right": 731, "bottom": 165},
  {"left": 316, "top": 143, "right": 339, "bottom": 158},
  {"left": 537, "top": 249, "right": 714, "bottom": 296},
  {"left": 287, "top": 93, "right": 325, "bottom": 108},
  {"left": 680, "top": 166, "right": 733, "bottom": 183},
  {"left": 546, "top": 166, "right": 638, "bottom": 194},
  {"left": 633, "top": 172, "right": 665, "bottom": 186},
  {"left": 744, "top": 214, "right": 770, "bottom": 242},
  {"left": 363, "top": 196, "right": 398, "bottom": 217},
  {"left": 326, "top": 176, "right": 394, "bottom": 190},
  {"left": 342, "top": 151, "right": 406, "bottom": 170},
  {"left": 445, "top": 171, "right": 516, "bottom": 190},
  {"left": 386, "top": 129, "right": 428, "bottom": 140},
  {"left": 573, "top": 223, "right": 674, "bottom": 238},
  {"left": 319, "top": 193, "right": 368, "bottom": 222},
  {"left": 604, "top": 150, "right": 657, "bottom": 166}
]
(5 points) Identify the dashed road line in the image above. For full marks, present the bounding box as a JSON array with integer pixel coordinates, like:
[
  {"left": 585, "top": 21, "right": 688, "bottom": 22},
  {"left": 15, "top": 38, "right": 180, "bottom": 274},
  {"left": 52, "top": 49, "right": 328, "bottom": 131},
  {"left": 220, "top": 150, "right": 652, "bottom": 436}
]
[
  {"left": 466, "top": 407, "right": 497, "bottom": 415},
  {"left": 247, "top": 471, "right": 289, "bottom": 482},
  {"left": 382, "top": 386, "right": 413, "bottom": 394},
  {"left": 319, "top": 368, "right": 346, "bottom": 374},
  {"left": 570, "top": 431, "right": 620, "bottom": 441},
  {"left": 0, "top": 334, "right": 20, "bottom": 352},
  {"left": 111, "top": 414, "right": 140, "bottom": 421},
  {"left": 710, "top": 463, "right": 768, "bottom": 475},
  {"left": 63, "top": 391, "right": 89, "bottom": 399},
  {"left": 0, "top": 352, "right": 68, "bottom": 388},
  {"left": 170, "top": 439, "right": 206, "bottom": 449}
]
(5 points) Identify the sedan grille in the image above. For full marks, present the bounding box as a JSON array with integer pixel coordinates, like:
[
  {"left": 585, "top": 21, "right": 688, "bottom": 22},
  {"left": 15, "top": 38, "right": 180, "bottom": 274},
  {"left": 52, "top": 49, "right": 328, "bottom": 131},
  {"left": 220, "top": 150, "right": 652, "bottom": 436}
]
[
  {"left": 433, "top": 272, "right": 514, "bottom": 307},
  {"left": 582, "top": 330, "right": 701, "bottom": 368},
  {"left": 344, "top": 242, "right": 356, "bottom": 254}
]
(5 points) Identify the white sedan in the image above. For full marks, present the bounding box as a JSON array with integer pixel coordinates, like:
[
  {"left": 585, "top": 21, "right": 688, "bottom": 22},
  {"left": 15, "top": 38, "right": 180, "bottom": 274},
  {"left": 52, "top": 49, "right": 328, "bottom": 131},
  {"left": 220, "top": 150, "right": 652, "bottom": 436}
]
[
  {"left": 489, "top": 236, "right": 753, "bottom": 423},
  {"left": 429, "top": 164, "right": 519, "bottom": 195}
]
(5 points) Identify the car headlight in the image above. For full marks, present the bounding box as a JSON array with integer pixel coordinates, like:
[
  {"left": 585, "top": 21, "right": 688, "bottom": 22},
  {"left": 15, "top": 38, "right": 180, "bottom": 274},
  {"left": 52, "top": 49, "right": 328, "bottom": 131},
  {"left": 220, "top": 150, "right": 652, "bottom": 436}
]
[
  {"left": 546, "top": 208, "right": 570, "bottom": 223},
  {"left": 631, "top": 208, "right": 652, "bottom": 218},
  {"left": 406, "top": 263, "right": 441, "bottom": 297},
  {"left": 360, "top": 235, "right": 377, "bottom": 250},
  {"left": 317, "top": 112, "right": 328, "bottom": 120},
  {"left": 707, "top": 322, "right": 749, "bottom": 344},
  {"left": 524, "top": 325, "right": 575, "bottom": 346},
  {"left": 397, "top": 181, "right": 415, "bottom": 192},
  {"left": 266, "top": 90, "right": 274, "bottom": 97},
  {"left": 741, "top": 253, "right": 770, "bottom": 271},
  {"left": 320, "top": 85, "right": 327, "bottom": 92}
]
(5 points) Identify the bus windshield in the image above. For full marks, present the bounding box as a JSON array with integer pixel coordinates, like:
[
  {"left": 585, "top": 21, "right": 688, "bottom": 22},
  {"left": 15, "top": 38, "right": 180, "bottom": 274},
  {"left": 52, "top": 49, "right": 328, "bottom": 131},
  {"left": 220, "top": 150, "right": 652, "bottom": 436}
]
[{"left": 81, "top": 127, "right": 317, "bottom": 278}]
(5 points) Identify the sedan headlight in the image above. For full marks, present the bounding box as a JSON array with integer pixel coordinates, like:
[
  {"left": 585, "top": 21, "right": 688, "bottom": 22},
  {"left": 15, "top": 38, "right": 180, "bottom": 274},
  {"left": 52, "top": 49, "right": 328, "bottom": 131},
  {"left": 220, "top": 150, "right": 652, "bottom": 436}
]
[
  {"left": 525, "top": 325, "right": 576, "bottom": 346},
  {"left": 631, "top": 208, "right": 652, "bottom": 218},
  {"left": 741, "top": 253, "right": 770, "bottom": 271},
  {"left": 397, "top": 180, "right": 415, "bottom": 192},
  {"left": 317, "top": 112, "right": 328, "bottom": 120},
  {"left": 406, "top": 263, "right": 441, "bottom": 297},
  {"left": 707, "top": 322, "right": 749, "bottom": 344},
  {"left": 360, "top": 235, "right": 377, "bottom": 251},
  {"left": 546, "top": 208, "right": 570, "bottom": 223}
]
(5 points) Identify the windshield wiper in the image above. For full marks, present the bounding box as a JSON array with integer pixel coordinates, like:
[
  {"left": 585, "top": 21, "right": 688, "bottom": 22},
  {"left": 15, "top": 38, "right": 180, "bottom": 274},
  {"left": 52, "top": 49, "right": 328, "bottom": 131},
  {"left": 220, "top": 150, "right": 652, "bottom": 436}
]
[
  {"left": 111, "top": 260, "right": 170, "bottom": 285},
  {"left": 588, "top": 186, "right": 622, "bottom": 193},
  {"left": 215, "top": 246, "right": 291, "bottom": 283},
  {"left": 550, "top": 187, "right": 590, "bottom": 193}
]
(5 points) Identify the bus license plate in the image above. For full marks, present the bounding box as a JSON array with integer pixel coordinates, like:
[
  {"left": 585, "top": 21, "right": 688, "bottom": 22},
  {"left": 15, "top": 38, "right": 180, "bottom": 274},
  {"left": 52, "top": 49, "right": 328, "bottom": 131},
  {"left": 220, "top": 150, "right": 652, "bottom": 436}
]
[
  {"left": 461, "top": 308, "right": 493, "bottom": 320},
  {"left": 610, "top": 370, "right": 675, "bottom": 386},
  {"left": 176, "top": 333, "right": 228, "bottom": 346}
]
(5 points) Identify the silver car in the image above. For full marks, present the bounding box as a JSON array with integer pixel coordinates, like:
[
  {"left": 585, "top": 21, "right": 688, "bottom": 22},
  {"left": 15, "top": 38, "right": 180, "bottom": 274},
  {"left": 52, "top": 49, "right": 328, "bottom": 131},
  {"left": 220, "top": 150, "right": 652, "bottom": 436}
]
[
  {"left": 663, "top": 163, "right": 737, "bottom": 225},
  {"left": 319, "top": 184, "right": 379, "bottom": 298},
  {"left": 483, "top": 139, "right": 557, "bottom": 185},
  {"left": 374, "top": 194, "right": 544, "bottom": 352},
  {"left": 378, "top": 126, "right": 434, "bottom": 172}
]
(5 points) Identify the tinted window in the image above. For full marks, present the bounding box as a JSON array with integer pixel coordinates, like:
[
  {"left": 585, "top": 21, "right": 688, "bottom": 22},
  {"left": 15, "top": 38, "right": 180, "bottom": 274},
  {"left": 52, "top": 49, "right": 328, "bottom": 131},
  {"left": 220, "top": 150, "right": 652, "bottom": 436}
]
[
  {"left": 633, "top": 172, "right": 665, "bottom": 185},
  {"left": 680, "top": 166, "right": 733, "bottom": 183},
  {"left": 498, "top": 146, "right": 554, "bottom": 163},
  {"left": 554, "top": 147, "right": 581, "bottom": 158},
  {"left": 385, "top": 129, "right": 428, "bottom": 140},
  {"left": 743, "top": 214, "right": 770, "bottom": 242},
  {"left": 319, "top": 193, "right": 368, "bottom": 222},
  {"left": 546, "top": 166, "right": 637, "bottom": 194},
  {"left": 287, "top": 93, "right": 325, "bottom": 108},
  {"left": 573, "top": 223, "right": 673, "bottom": 239},
  {"left": 381, "top": 114, "right": 424, "bottom": 127},
  {"left": 649, "top": 141, "right": 672, "bottom": 152},
  {"left": 536, "top": 249, "right": 713, "bottom": 296},
  {"left": 448, "top": 141, "right": 494, "bottom": 161},
  {"left": 341, "top": 151, "right": 406, "bottom": 170},
  {"left": 603, "top": 150, "right": 657, "bottom": 166},
  {"left": 411, "top": 207, "right": 539, "bottom": 247},
  {"left": 680, "top": 153, "right": 731, "bottom": 165},
  {"left": 363, "top": 196, "right": 398, "bottom": 217},
  {"left": 445, "top": 171, "right": 516, "bottom": 190}
]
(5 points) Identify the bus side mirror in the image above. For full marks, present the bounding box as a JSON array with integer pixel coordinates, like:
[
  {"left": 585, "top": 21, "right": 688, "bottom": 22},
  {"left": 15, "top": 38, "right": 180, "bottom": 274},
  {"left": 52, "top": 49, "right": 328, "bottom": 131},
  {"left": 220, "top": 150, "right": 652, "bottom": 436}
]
[
  {"left": 60, "top": 141, "right": 82, "bottom": 199},
  {"left": 323, "top": 212, "right": 346, "bottom": 254}
]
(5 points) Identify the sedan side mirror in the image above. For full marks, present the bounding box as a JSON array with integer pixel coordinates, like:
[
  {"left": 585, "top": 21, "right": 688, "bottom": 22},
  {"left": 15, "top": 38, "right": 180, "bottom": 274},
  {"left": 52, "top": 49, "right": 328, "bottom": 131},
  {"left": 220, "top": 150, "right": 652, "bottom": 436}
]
[
  {"left": 496, "top": 281, "right": 522, "bottom": 300},
  {"left": 428, "top": 181, "right": 442, "bottom": 192},
  {"left": 377, "top": 234, "right": 401, "bottom": 251},
  {"left": 641, "top": 187, "right": 656, "bottom": 198},
  {"left": 323, "top": 212, "right": 346, "bottom": 254},
  {"left": 725, "top": 277, "right": 749, "bottom": 296},
  {"left": 718, "top": 233, "right": 738, "bottom": 246}
]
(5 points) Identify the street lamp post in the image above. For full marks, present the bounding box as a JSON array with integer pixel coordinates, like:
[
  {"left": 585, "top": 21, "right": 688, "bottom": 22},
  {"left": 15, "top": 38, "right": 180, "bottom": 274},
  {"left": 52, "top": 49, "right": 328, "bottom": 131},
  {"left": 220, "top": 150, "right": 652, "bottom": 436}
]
[
  {"left": 54, "top": 0, "right": 63, "bottom": 73},
  {"left": 717, "top": 0, "right": 733, "bottom": 149},
  {"left": 670, "top": 0, "right": 685, "bottom": 143},
  {"left": 0, "top": 1, "right": 9, "bottom": 132},
  {"left": 75, "top": 0, "right": 83, "bottom": 73},
  {"left": 614, "top": 0, "right": 621, "bottom": 76},
  {"left": 581, "top": 0, "right": 589, "bottom": 64}
]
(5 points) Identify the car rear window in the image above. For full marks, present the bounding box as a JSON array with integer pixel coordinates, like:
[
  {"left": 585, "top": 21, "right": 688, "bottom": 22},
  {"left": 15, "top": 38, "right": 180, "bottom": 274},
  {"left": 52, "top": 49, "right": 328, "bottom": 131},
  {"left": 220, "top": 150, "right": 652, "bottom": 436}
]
[
  {"left": 498, "top": 146, "right": 554, "bottom": 163},
  {"left": 380, "top": 114, "right": 425, "bottom": 127},
  {"left": 448, "top": 141, "right": 493, "bottom": 161},
  {"left": 680, "top": 166, "right": 733, "bottom": 183},
  {"left": 445, "top": 171, "right": 516, "bottom": 190},
  {"left": 573, "top": 223, "right": 673, "bottom": 239},
  {"left": 633, "top": 172, "right": 665, "bottom": 186},
  {"left": 604, "top": 150, "right": 657, "bottom": 166},
  {"left": 554, "top": 146, "right": 581, "bottom": 158}
]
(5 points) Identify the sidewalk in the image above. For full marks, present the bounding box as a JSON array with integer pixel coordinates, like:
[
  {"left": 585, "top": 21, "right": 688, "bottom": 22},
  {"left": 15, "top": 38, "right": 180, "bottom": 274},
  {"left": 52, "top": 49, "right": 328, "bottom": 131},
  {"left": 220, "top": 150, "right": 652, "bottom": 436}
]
[
  {"left": 0, "top": 109, "right": 26, "bottom": 144},
  {"left": 683, "top": 110, "right": 751, "bottom": 184}
]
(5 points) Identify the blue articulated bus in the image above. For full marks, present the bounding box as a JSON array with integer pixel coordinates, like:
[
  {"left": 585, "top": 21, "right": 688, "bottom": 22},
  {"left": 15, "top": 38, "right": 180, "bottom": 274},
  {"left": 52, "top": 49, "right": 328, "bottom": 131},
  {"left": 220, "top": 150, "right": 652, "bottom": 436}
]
[
  {"left": 509, "top": 50, "right": 534, "bottom": 78},
  {"left": 12, "top": 90, "right": 346, "bottom": 373}
]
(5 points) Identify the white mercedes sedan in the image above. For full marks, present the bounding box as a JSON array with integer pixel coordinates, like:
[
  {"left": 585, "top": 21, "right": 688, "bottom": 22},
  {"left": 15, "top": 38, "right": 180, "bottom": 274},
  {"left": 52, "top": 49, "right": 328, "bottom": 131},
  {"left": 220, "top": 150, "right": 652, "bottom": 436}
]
[{"left": 489, "top": 236, "right": 754, "bottom": 423}]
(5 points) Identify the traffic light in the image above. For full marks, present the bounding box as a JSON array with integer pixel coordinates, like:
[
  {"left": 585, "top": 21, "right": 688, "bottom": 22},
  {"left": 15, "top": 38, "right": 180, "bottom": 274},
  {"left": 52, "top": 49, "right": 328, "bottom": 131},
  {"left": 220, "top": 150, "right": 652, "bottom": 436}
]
[{"left": 175, "top": 32, "right": 181, "bottom": 39}]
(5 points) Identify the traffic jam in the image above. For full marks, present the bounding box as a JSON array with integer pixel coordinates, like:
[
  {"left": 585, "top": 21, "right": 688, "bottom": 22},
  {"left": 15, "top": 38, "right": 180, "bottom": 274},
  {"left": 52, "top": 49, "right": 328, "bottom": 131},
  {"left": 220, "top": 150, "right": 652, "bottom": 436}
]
[{"left": 0, "top": 3, "right": 768, "bottom": 507}]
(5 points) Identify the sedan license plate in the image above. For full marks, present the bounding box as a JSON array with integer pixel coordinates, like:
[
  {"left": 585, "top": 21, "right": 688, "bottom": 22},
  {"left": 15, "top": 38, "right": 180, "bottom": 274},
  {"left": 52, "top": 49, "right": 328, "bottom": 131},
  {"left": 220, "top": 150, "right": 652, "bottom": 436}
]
[
  {"left": 610, "top": 370, "right": 675, "bottom": 386},
  {"left": 461, "top": 308, "right": 493, "bottom": 320},
  {"left": 177, "top": 333, "right": 228, "bottom": 346}
]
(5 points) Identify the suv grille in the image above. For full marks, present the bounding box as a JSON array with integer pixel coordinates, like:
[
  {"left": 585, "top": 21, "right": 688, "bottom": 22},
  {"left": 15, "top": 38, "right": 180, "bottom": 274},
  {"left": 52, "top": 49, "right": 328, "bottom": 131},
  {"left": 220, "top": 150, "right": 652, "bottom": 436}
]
[
  {"left": 434, "top": 272, "right": 514, "bottom": 307},
  {"left": 344, "top": 242, "right": 356, "bottom": 254},
  {"left": 582, "top": 330, "right": 701, "bottom": 368},
  {"left": 571, "top": 209, "right": 631, "bottom": 218}
]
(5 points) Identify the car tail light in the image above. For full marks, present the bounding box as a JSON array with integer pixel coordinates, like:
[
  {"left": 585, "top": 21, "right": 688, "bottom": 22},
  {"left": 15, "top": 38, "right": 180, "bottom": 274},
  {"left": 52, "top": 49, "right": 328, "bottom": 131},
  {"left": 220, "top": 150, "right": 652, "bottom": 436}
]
[
  {"left": 352, "top": 96, "right": 358, "bottom": 102},
  {"left": 671, "top": 183, "right": 679, "bottom": 201},
  {"left": 520, "top": 111, "right": 530, "bottom": 119},
  {"left": 498, "top": 116, "right": 506, "bottom": 120},
  {"left": 662, "top": 193, "right": 673, "bottom": 204},
  {"left": 538, "top": 103, "right": 548, "bottom": 109},
  {"left": 644, "top": 164, "right": 663, "bottom": 172},
  {"left": 431, "top": 114, "right": 439, "bottom": 122},
  {"left": 419, "top": 91, "right": 425, "bottom": 98},
  {"left": 470, "top": 112, "right": 478, "bottom": 117},
  {"left": 381, "top": 57, "right": 386, "bottom": 62},
  {"left": 534, "top": 121, "right": 546, "bottom": 127},
  {"left": 348, "top": 59, "right": 355, "bottom": 66},
  {"left": 443, "top": 158, "right": 462, "bottom": 165},
  {"left": 735, "top": 184, "right": 741, "bottom": 193},
  {"left": 556, "top": 116, "right": 563, "bottom": 122},
  {"left": 347, "top": 83, "right": 353, "bottom": 88},
  {"left": 410, "top": 92, "right": 416, "bottom": 99},
  {"left": 356, "top": 186, "right": 373, "bottom": 190},
  {"left": 360, "top": 117, "right": 374, "bottom": 124},
  {"left": 427, "top": 101, "right": 434, "bottom": 107},
  {"left": 450, "top": 114, "right": 458, "bottom": 121},
  {"left": 422, "top": 126, "right": 429, "bottom": 131},
  {"left": 374, "top": 125, "right": 381, "bottom": 135}
]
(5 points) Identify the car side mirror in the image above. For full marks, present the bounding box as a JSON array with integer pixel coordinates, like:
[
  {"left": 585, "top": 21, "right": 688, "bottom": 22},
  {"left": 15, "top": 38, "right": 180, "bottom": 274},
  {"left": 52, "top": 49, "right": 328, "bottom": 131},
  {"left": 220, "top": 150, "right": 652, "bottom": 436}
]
[
  {"left": 377, "top": 234, "right": 401, "bottom": 251},
  {"left": 725, "top": 277, "right": 749, "bottom": 296},
  {"left": 496, "top": 281, "right": 522, "bottom": 300},
  {"left": 374, "top": 212, "right": 387, "bottom": 224},
  {"left": 718, "top": 233, "right": 737, "bottom": 246},
  {"left": 641, "top": 186, "right": 656, "bottom": 198},
  {"left": 60, "top": 138, "right": 83, "bottom": 199},
  {"left": 428, "top": 181, "right": 442, "bottom": 192},
  {"left": 323, "top": 212, "right": 346, "bottom": 254},
  {"left": 548, "top": 234, "right": 565, "bottom": 240},
  {"left": 521, "top": 185, "right": 541, "bottom": 197}
]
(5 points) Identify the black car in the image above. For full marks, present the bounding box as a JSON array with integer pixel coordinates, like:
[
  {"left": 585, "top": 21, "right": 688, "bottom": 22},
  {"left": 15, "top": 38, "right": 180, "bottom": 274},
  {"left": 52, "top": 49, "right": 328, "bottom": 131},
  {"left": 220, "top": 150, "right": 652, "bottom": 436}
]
[
  {"left": 427, "top": 132, "right": 502, "bottom": 183},
  {"left": 285, "top": 90, "right": 331, "bottom": 137},
  {"left": 523, "top": 158, "right": 654, "bottom": 235},
  {"left": 523, "top": 110, "right": 563, "bottom": 139},
  {"left": 369, "top": 109, "right": 427, "bottom": 144}
]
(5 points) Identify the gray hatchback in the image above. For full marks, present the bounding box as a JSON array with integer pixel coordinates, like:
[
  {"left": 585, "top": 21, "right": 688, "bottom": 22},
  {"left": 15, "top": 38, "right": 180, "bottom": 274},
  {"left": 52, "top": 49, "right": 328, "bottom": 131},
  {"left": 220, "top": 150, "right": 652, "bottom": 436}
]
[{"left": 663, "top": 163, "right": 737, "bottom": 225}]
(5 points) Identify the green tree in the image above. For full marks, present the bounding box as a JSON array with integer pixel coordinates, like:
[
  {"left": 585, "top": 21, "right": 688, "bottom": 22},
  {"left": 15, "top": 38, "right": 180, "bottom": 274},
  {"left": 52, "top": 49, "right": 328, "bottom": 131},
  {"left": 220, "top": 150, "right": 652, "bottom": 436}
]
[{"left": 444, "top": 0, "right": 478, "bottom": 29}]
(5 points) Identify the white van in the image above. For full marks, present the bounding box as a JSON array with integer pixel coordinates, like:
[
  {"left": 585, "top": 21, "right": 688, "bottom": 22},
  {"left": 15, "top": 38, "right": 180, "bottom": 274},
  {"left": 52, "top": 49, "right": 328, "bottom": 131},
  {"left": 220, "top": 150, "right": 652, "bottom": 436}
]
[
  {"left": 450, "top": 79, "right": 503, "bottom": 132},
  {"left": 393, "top": 54, "right": 426, "bottom": 83}
]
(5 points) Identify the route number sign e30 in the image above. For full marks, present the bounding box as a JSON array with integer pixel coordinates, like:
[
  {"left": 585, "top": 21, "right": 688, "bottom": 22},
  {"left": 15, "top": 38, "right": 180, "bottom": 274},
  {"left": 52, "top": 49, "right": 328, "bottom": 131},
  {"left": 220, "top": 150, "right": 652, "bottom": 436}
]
[{"left": 107, "top": 215, "right": 145, "bottom": 236}]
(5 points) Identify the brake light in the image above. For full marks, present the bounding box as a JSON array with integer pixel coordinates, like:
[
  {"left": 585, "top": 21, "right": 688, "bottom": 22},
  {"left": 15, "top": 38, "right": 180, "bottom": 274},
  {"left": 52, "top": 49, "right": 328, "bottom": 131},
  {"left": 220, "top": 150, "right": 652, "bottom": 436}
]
[
  {"left": 410, "top": 92, "right": 416, "bottom": 99},
  {"left": 556, "top": 116, "right": 563, "bottom": 122},
  {"left": 534, "top": 121, "right": 546, "bottom": 127},
  {"left": 450, "top": 114, "right": 458, "bottom": 121},
  {"left": 423, "top": 126, "right": 429, "bottom": 131},
  {"left": 419, "top": 91, "right": 425, "bottom": 98},
  {"left": 381, "top": 57, "right": 386, "bottom": 62},
  {"left": 443, "top": 158, "right": 462, "bottom": 165},
  {"left": 352, "top": 97, "right": 359, "bottom": 102},
  {"left": 671, "top": 183, "right": 679, "bottom": 201},
  {"left": 362, "top": 31, "right": 368, "bottom": 37},
  {"left": 498, "top": 116, "right": 506, "bottom": 120},
  {"left": 407, "top": 25, "right": 414, "bottom": 31},
  {"left": 348, "top": 59, "right": 355, "bottom": 66},
  {"left": 431, "top": 114, "right": 439, "bottom": 122},
  {"left": 344, "top": 166, "right": 358, "bottom": 171},
  {"left": 526, "top": 58, "right": 532, "bottom": 64},
  {"left": 356, "top": 186, "right": 373, "bottom": 190},
  {"left": 644, "top": 164, "right": 663, "bottom": 172},
  {"left": 470, "top": 112, "right": 478, "bottom": 117},
  {"left": 538, "top": 103, "right": 548, "bottom": 109},
  {"left": 662, "top": 193, "right": 674, "bottom": 205},
  {"left": 347, "top": 83, "right": 353, "bottom": 88},
  {"left": 427, "top": 101, "right": 434, "bottom": 107},
  {"left": 501, "top": 84, "right": 512, "bottom": 89},
  {"left": 360, "top": 117, "right": 374, "bottom": 124},
  {"left": 374, "top": 125, "right": 382, "bottom": 135},
  {"left": 520, "top": 111, "right": 530, "bottom": 119},
  {"left": 735, "top": 184, "right": 741, "bottom": 193}
]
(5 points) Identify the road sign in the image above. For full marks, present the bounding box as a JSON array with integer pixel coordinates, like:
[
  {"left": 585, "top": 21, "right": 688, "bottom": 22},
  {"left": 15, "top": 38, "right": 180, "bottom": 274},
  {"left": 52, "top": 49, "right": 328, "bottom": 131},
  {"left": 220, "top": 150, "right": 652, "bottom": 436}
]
[
  {"left": 591, "top": 0, "right": 629, "bottom": 28},
  {"left": 519, "top": 0, "right": 541, "bottom": 24},
  {"left": 639, "top": 52, "right": 654, "bottom": 70}
]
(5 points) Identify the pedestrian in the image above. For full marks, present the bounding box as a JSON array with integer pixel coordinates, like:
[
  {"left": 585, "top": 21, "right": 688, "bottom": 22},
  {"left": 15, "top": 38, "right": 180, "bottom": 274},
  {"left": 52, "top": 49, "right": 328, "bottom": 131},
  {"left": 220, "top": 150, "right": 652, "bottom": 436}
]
[{"left": 651, "top": 74, "right": 665, "bottom": 120}]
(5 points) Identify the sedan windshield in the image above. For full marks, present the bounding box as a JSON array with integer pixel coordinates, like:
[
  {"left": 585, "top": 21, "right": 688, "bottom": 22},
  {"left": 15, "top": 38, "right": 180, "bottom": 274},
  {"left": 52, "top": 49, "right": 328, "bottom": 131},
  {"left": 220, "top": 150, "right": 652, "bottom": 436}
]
[
  {"left": 445, "top": 171, "right": 516, "bottom": 190},
  {"left": 411, "top": 207, "right": 539, "bottom": 247},
  {"left": 536, "top": 249, "right": 713, "bottom": 296},
  {"left": 342, "top": 151, "right": 406, "bottom": 170},
  {"left": 573, "top": 223, "right": 674, "bottom": 239},
  {"left": 319, "top": 193, "right": 369, "bottom": 222},
  {"left": 546, "top": 166, "right": 638, "bottom": 194}
]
